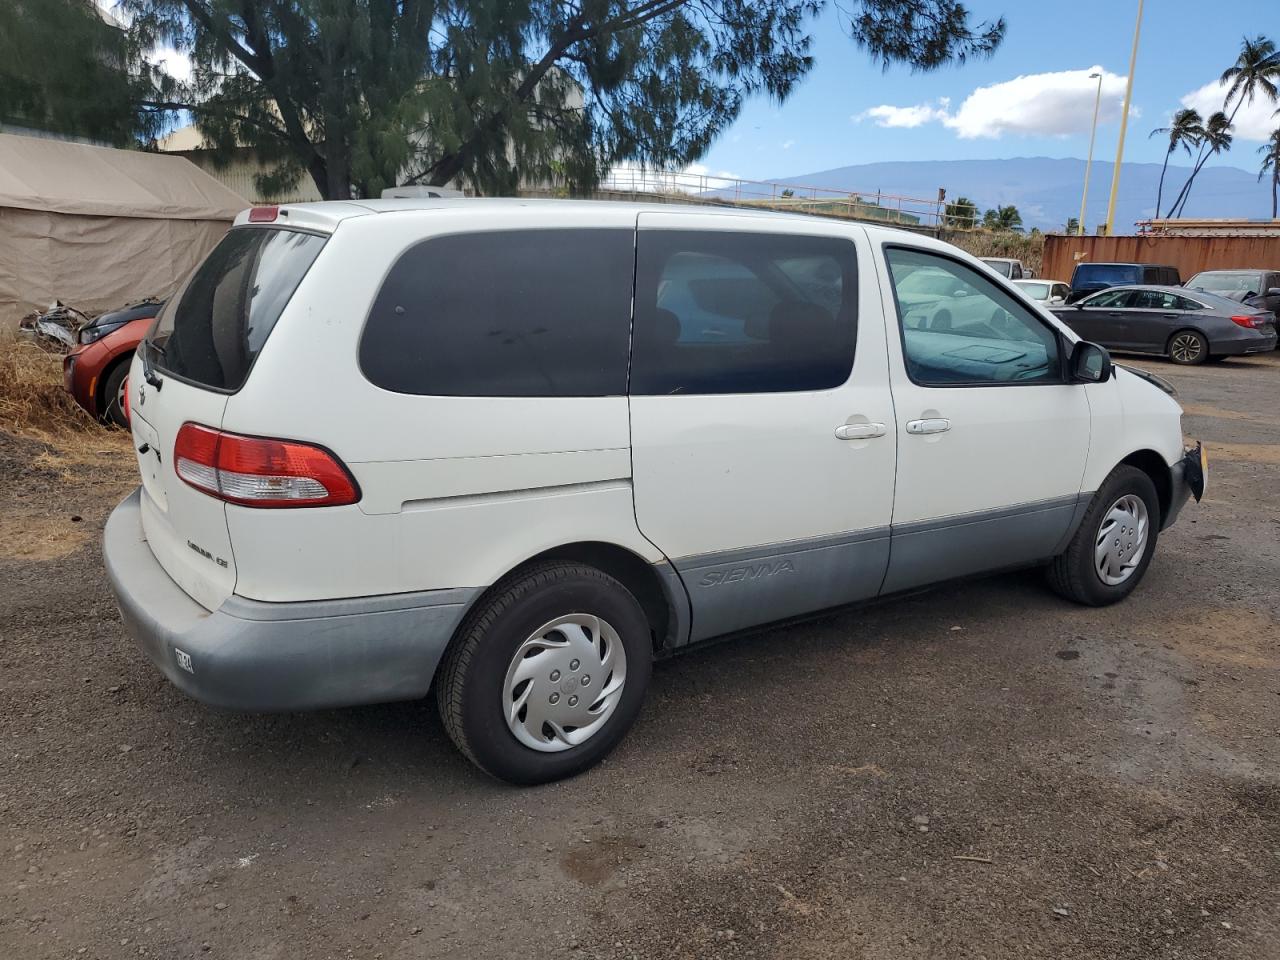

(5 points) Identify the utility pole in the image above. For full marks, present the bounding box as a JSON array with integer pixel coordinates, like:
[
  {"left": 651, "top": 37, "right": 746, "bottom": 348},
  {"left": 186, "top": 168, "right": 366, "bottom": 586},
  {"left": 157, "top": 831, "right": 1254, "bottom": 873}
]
[
  {"left": 1079, "top": 72, "right": 1103, "bottom": 236},
  {"left": 1104, "top": 0, "right": 1144, "bottom": 236}
]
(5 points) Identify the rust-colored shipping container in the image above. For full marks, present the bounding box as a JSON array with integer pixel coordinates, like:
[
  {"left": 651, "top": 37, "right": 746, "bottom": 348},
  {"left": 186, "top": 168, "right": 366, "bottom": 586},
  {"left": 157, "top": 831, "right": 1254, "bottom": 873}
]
[{"left": 1041, "top": 234, "right": 1280, "bottom": 284}]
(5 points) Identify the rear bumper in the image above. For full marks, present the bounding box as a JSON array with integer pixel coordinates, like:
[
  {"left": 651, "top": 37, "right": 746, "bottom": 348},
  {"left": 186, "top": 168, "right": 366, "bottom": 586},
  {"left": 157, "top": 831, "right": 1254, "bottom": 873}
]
[
  {"left": 103, "top": 488, "right": 477, "bottom": 712},
  {"left": 1212, "top": 330, "right": 1277, "bottom": 355}
]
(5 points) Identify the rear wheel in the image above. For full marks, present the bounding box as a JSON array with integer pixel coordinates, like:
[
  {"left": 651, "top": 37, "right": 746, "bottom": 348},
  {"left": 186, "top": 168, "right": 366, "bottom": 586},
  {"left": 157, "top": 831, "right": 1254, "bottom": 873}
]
[
  {"left": 1048, "top": 465, "right": 1160, "bottom": 606},
  {"left": 1168, "top": 330, "right": 1208, "bottom": 365},
  {"left": 100, "top": 362, "right": 130, "bottom": 428},
  {"left": 437, "top": 562, "right": 652, "bottom": 784}
]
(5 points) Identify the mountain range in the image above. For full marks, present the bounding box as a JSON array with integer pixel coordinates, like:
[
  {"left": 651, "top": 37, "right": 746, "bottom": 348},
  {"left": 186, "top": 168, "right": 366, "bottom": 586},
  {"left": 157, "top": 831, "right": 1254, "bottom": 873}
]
[{"left": 764, "top": 157, "right": 1275, "bottom": 232}]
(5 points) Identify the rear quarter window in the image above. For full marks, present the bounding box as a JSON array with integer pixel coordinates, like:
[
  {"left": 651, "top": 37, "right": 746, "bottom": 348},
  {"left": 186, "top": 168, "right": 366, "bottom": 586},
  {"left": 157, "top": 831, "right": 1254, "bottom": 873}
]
[{"left": 359, "top": 229, "right": 634, "bottom": 397}]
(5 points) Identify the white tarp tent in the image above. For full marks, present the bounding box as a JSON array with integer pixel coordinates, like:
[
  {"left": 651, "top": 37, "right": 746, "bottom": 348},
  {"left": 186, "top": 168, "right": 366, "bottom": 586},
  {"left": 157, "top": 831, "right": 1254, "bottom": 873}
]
[{"left": 0, "top": 133, "right": 248, "bottom": 324}]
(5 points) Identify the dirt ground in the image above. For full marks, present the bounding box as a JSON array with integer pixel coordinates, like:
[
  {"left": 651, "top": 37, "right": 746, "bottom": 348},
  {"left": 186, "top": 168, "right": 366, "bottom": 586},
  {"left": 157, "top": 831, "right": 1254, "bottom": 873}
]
[{"left": 2, "top": 354, "right": 1279, "bottom": 960}]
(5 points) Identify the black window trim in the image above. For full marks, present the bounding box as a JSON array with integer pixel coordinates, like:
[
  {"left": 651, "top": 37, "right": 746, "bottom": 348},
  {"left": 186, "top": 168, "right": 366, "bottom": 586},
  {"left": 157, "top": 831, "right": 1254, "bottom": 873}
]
[
  {"left": 881, "top": 242, "right": 1071, "bottom": 389},
  {"left": 146, "top": 224, "right": 330, "bottom": 396}
]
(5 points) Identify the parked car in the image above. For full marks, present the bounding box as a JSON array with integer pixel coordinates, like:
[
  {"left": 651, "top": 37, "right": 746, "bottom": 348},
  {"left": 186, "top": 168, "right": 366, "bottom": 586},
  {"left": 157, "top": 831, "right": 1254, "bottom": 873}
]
[
  {"left": 1051, "top": 285, "right": 1276, "bottom": 364},
  {"left": 103, "top": 200, "right": 1204, "bottom": 784},
  {"left": 1067, "top": 263, "right": 1180, "bottom": 303},
  {"left": 1014, "top": 279, "right": 1071, "bottom": 305},
  {"left": 980, "top": 257, "right": 1031, "bottom": 279},
  {"left": 1186, "top": 269, "right": 1280, "bottom": 314},
  {"left": 63, "top": 298, "right": 164, "bottom": 427}
]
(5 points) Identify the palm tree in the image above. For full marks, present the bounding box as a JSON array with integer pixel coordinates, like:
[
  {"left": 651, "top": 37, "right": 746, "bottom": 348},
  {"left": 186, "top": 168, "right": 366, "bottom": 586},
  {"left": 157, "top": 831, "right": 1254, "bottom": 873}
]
[
  {"left": 1260, "top": 128, "right": 1280, "bottom": 219},
  {"left": 1064, "top": 216, "right": 1080, "bottom": 234},
  {"left": 1220, "top": 35, "right": 1280, "bottom": 125},
  {"left": 982, "top": 205, "right": 1022, "bottom": 232},
  {"left": 1168, "top": 112, "right": 1234, "bottom": 217},
  {"left": 944, "top": 196, "right": 979, "bottom": 228},
  {"left": 1149, "top": 109, "right": 1203, "bottom": 218}
]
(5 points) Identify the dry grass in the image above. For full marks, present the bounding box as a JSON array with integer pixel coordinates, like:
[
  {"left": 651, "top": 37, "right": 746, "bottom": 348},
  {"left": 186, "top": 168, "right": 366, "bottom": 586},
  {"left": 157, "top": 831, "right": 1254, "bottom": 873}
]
[
  {"left": 945, "top": 230, "right": 1047, "bottom": 276},
  {"left": 0, "top": 336, "right": 102, "bottom": 440}
]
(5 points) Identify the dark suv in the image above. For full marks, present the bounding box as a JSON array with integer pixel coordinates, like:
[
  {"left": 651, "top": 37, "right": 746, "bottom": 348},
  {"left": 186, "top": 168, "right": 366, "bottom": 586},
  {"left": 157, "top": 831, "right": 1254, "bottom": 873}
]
[{"left": 1067, "top": 263, "right": 1181, "bottom": 303}]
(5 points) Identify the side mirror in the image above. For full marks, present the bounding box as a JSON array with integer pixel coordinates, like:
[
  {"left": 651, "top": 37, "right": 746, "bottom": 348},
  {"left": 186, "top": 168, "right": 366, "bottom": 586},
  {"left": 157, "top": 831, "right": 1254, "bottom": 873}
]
[
  {"left": 1070, "top": 340, "right": 1112, "bottom": 383},
  {"left": 1267, "top": 288, "right": 1280, "bottom": 298}
]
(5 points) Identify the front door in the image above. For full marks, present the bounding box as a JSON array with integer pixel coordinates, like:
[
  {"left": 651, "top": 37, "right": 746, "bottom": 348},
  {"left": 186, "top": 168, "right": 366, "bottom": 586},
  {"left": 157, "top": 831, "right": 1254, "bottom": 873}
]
[
  {"left": 1058, "top": 288, "right": 1137, "bottom": 348},
  {"left": 628, "top": 214, "right": 897, "bottom": 642},
  {"left": 878, "top": 244, "right": 1092, "bottom": 593}
]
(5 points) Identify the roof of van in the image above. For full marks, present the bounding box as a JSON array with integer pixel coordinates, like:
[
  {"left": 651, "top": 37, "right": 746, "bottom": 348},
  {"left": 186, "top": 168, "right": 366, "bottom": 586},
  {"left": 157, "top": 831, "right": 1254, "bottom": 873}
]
[{"left": 235, "top": 196, "right": 931, "bottom": 238}]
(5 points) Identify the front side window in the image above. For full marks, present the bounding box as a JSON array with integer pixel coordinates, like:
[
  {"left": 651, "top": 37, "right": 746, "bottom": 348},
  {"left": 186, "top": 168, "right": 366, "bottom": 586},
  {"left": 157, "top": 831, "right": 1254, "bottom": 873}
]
[
  {"left": 359, "top": 229, "right": 633, "bottom": 397},
  {"left": 148, "top": 227, "right": 326, "bottom": 391},
  {"left": 1082, "top": 290, "right": 1136, "bottom": 308},
  {"left": 885, "top": 247, "right": 1061, "bottom": 386},
  {"left": 630, "top": 231, "right": 857, "bottom": 395}
]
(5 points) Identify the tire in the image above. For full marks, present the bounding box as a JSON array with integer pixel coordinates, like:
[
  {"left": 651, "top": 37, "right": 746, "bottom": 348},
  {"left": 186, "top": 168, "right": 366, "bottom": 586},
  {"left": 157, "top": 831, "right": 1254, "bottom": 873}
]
[
  {"left": 100, "top": 361, "right": 130, "bottom": 429},
  {"left": 436, "top": 562, "right": 652, "bottom": 785},
  {"left": 1048, "top": 465, "right": 1161, "bottom": 606},
  {"left": 1167, "top": 329, "right": 1208, "bottom": 365}
]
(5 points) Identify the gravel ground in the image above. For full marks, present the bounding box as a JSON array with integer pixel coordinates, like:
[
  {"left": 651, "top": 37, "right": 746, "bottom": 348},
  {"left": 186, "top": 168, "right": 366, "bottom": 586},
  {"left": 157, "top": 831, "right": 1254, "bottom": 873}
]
[{"left": 2, "top": 354, "right": 1278, "bottom": 960}]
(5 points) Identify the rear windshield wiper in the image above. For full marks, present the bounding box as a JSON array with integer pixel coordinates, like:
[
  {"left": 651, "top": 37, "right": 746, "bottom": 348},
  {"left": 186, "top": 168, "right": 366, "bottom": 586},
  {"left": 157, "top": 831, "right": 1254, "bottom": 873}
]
[{"left": 141, "top": 338, "right": 165, "bottom": 390}]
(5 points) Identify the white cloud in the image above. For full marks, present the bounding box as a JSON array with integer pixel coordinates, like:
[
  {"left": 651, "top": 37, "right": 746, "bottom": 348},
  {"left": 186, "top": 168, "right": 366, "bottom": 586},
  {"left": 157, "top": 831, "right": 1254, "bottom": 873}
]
[
  {"left": 855, "top": 102, "right": 949, "bottom": 129},
  {"left": 856, "top": 68, "right": 1130, "bottom": 139},
  {"left": 1181, "top": 78, "right": 1279, "bottom": 141},
  {"left": 149, "top": 45, "right": 194, "bottom": 84},
  {"left": 782, "top": 139, "right": 795, "bottom": 150}
]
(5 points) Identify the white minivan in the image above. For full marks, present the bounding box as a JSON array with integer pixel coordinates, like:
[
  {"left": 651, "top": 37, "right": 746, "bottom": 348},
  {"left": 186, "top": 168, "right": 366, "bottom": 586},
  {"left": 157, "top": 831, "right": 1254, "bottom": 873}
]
[{"left": 104, "top": 200, "right": 1205, "bottom": 784}]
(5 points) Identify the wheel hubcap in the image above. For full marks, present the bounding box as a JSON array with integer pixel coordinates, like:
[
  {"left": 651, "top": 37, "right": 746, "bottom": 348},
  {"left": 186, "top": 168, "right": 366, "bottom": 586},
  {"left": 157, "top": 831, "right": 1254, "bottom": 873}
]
[
  {"left": 1094, "top": 494, "right": 1150, "bottom": 586},
  {"left": 1171, "top": 334, "right": 1202, "bottom": 362},
  {"left": 501, "top": 614, "right": 627, "bottom": 753}
]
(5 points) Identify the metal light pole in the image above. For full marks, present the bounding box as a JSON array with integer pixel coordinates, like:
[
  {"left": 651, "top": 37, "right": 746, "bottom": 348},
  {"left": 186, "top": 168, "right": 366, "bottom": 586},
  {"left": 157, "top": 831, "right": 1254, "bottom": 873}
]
[
  {"left": 1078, "top": 72, "right": 1104, "bottom": 236},
  {"left": 1103, "top": 0, "right": 1144, "bottom": 236}
]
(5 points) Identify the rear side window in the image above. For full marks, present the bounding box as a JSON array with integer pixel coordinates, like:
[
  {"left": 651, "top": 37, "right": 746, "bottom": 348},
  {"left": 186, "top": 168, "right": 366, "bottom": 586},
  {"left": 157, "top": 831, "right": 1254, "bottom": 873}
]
[
  {"left": 360, "top": 230, "right": 633, "bottom": 396},
  {"left": 631, "top": 231, "right": 857, "bottom": 395},
  {"left": 149, "top": 228, "right": 326, "bottom": 391}
]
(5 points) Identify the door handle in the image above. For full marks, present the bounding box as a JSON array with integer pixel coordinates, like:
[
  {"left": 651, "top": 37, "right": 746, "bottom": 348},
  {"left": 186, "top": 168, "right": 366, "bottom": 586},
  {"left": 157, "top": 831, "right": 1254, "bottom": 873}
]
[
  {"left": 906, "top": 418, "right": 951, "bottom": 435},
  {"left": 835, "top": 422, "right": 886, "bottom": 440}
]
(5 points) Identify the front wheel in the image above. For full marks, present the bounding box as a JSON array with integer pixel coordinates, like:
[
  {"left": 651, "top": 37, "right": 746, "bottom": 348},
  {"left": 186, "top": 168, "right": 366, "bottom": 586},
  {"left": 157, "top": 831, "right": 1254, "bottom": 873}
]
[
  {"left": 436, "top": 562, "right": 652, "bottom": 784},
  {"left": 1048, "top": 465, "right": 1160, "bottom": 606},
  {"left": 1168, "top": 330, "right": 1208, "bottom": 365}
]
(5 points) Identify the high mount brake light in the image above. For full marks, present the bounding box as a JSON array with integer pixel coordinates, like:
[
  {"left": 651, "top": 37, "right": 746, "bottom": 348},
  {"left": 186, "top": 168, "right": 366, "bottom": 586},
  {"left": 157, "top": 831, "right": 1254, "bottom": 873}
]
[
  {"left": 174, "top": 423, "right": 359, "bottom": 508},
  {"left": 247, "top": 205, "right": 279, "bottom": 222}
]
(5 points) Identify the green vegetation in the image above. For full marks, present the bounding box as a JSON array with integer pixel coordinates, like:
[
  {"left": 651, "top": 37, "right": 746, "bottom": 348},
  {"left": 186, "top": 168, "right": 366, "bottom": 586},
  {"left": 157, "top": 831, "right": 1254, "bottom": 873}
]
[
  {"left": 114, "top": 0, "right": 1005, "bottom": 200},
  {"left": 0, "top": 0, "right": 167, "bottom": 145}
]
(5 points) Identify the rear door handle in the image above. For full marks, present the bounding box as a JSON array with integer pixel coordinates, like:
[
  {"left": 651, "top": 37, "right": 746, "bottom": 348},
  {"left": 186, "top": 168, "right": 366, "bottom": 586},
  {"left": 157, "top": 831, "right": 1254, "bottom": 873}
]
[
  {"left": 835, "top": 422, "right": 886, "bottom": 440},
  {"left": 906, "top": 418, "right": 951, "bottom": 435}
]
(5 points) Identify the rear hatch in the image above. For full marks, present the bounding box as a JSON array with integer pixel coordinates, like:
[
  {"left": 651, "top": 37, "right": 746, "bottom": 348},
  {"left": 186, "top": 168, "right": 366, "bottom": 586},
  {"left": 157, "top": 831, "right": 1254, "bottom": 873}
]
[{"left": 132, "top": 225, "right": 327, "bottom": 610}]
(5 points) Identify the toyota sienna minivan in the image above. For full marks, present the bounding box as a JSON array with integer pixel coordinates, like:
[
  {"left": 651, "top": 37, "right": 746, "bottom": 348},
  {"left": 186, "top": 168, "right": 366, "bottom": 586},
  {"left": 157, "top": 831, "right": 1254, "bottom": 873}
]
[{"left": 105, "top": 199, "right": 1205, "bottom": 784}]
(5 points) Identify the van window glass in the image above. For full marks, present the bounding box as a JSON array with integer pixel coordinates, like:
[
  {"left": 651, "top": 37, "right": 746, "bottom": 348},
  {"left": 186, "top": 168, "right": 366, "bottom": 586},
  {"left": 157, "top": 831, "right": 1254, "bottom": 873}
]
[
  {"left": 360, "top": 230, "right": 633, "bottom": 396},
  {"left": 630, "top": 231, "right": 856, "bottom": 395},
  {"left": 885, "top": 247, "right": 1061, "bottom": 386},
  {"left": 148, "top": 228, "right": 326, "bottom": 391}
]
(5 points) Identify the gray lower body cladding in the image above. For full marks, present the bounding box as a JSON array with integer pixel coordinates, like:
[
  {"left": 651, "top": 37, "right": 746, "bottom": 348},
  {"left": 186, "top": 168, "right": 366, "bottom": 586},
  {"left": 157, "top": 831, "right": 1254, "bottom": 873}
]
[{"left": 104, "top": 489, "right": 477, "bottom": 712}]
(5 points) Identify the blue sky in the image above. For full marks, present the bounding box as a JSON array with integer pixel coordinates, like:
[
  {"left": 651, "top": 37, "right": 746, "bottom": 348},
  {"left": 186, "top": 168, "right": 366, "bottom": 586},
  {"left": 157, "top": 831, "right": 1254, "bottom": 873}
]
[{"left": 694, "top": 0, "right": 1278, "bottom": 181}]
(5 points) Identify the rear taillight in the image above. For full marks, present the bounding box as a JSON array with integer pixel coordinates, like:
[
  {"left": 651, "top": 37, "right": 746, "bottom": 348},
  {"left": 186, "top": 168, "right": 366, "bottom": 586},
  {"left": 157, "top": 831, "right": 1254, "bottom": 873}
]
[
  {"left": 174, "top": 423, "right": 359, "bottom": 508},
  {"left": 1230, "top": 314, "right": 1264, "bottom": 328}
]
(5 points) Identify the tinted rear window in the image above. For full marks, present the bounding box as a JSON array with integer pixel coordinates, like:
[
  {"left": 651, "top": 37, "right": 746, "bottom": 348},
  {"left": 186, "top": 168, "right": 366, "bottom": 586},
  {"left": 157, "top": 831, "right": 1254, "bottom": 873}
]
[
  {"left": 631, "top": 230, "right": 857, "bottom": 395},
  {"left": 1072, "top": 264, "right": 1141, "bottom": 287},
  {"left": 148, "top": 228, "right": 325, "bottom": 391},
  {"left": 359, "top": 230, "right": 633, "bottom": 397}
]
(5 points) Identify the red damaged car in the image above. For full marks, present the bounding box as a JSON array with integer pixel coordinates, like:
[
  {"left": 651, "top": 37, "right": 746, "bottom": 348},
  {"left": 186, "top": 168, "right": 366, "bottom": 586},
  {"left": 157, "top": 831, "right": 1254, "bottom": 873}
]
[{"left": 63, "top": 299, "right": 164, "bottom": 427}]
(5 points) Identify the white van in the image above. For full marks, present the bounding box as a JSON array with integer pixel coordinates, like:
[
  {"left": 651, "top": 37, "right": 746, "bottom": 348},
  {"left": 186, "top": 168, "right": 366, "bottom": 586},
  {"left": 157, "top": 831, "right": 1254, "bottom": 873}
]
[{"left": 104, "top": 200, "right": 1205, "bottom": 784}]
